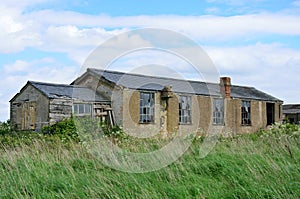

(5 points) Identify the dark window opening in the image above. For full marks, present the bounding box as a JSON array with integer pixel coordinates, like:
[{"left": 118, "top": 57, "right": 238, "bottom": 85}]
[
  {"left": 179, "top": 95, "right": 191, "bottom": 124},
  {"left": 140, "top": 92, "right": 155, "bottom": 123},
  {"left": 213, "top": 98, "right": 224, "bottom": 125},
  {"left": 241, "top": 101, "right": 251, "bottom": 125}
]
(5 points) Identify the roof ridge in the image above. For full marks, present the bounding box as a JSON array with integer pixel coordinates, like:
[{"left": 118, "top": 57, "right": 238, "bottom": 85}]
[
  {"left": 29, "top": 80, "right": 72, "bottom": 87},
  {"left": 89, "top": 68, "right": 209, "bottom": 83},
  {"left": 88, "top": 68, "right": 258, "bottom": 88},
  {"left": 231, "top": 84, "right": 255, "bottom": 89},
  {"left": 29, "top": 81, "right": 89, "bottom": 88}
]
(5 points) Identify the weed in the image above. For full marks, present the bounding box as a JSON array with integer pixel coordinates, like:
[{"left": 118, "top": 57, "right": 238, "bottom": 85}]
[{"left": 0, "top": 122, "right": 299, "bottom": 198}]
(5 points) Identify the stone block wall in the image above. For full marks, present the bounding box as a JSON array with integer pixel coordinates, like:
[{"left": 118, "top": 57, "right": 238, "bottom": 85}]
[
  {"left": 10, "top": 84, "right": 49, "bottom": 131},
  {"left": 49, "top": 98, "right": 73, "bottom": 125}
]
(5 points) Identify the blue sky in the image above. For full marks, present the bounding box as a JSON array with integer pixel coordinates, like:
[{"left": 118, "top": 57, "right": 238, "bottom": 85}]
[{"left": 1, "top": 0, "right": 300, "bottom": 121}]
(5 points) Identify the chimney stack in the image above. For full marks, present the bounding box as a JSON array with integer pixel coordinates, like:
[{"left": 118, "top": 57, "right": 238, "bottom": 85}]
[{"left": 220, "top": 77, "right": 231, "bottom": 98}]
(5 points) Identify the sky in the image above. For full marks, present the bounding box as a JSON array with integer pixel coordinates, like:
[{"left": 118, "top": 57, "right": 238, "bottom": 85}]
[{"left": 1, "top": 0, "right": 300, "bottom": 121}]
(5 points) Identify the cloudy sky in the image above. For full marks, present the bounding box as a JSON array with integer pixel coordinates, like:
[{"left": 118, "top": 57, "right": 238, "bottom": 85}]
[{"left": 1, "top": 0, "right": 300, "bottom": 121}]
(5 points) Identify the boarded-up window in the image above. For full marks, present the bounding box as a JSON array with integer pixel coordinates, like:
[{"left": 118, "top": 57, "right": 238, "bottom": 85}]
[
  {"left": 179, "top": 95, "right": 191, "bottom": 124},
  {"left": 140, "top": 92, "right": 155, "bottom": 123},
  {"left": 241, "top": 101, "right": 251, "bottom": 125}
]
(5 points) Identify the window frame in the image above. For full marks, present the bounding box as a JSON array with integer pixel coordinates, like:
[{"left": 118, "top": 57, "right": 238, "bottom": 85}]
[
  {"left": 212, "top": 98, "right": 224, "bottom": 125},
  {"left": 72, "top": 103, "right": 92, "bottom": 116},
  {"left": 139, "top": 92, "right": 155, "bottom": 124},
  {"left": 179, "top": 95, "right": 192, "bottom": 125},
  {"left": 241, "top": 100, "right": 251, "bottom": 126}
]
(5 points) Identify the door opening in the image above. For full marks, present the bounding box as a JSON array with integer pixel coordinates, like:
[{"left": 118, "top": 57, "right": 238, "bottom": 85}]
[{"left": 266, "top": 103, "right": 275, "bottom": 125}]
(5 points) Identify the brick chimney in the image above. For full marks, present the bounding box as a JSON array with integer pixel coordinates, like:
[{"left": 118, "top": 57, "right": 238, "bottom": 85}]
[{"left": 220, "top": 77, "right": 231, "bottom": 98}]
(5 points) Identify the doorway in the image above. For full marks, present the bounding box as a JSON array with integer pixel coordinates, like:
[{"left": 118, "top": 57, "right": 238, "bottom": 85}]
[
  {"left": 266, "top": 103, "right": 275, "bottom": 125},
  {"left": 21, "top": 102, "right": 36, "bottom": 130}
]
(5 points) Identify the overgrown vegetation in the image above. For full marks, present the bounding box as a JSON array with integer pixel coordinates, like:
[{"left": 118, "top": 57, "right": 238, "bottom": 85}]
[
  {"left": 0, "top": 120, "right": 299, "bottom": 198},
  {"left": 0, "top": 120, "right": 10, "bottom": 135},
  {"left": 42, "top": 117, "right": 79, "bottom": 142}
]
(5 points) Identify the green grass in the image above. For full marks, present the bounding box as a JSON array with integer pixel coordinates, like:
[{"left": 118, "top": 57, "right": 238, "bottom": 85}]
[{"left": 0, "top": 123, "right": 299, "bottom": 198}]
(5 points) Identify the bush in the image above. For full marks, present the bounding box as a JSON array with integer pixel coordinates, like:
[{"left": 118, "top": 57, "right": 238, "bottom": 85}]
[
  {"left": 260, "top": 122, "right": 300, "bottom": 138},
  {"left": 42, "top": 117, "right": 79, "bottom": 142},
  {"left": 0, "top": 121, "right": 299, "bottom": 198},
  {"left": 41, "top": 117, "right": 127, "bottom": 144},
  {"left": 0, "top": 120, "right": 10, "bottom": 135},
  {"left": 100, "top": 122, "right": 127, "bottom": 139}
]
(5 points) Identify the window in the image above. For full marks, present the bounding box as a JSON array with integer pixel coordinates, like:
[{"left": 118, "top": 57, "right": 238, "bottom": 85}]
[
  {"left": 73, "top": 103, "right": 92, "bottom": 116},
  {"left": 241, "top": 101, "right": 251, "bottom": 125},
  {"left": 140, "top": 92, "right": 155, "bottom": 123},
  {"left": 179, "top": 95, "right": 191, "bottom": 124},
  {"left": 213, "top": 98, "right": 224, "bottom": 125}
]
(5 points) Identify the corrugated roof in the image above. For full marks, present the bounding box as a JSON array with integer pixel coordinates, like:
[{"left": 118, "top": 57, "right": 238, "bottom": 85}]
[
  {"left": 29, "top": 81, "right": 109, "bottom": 102},
  {"left": 283, "top": 104, "right": 300, "bottom": 114},
  {"left": 88, "top": 68, "right": 282, "bottom": 102}
]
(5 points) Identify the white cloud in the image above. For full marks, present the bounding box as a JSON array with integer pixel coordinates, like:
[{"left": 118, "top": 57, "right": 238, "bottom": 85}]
[
  {"left": 105, "top": 43, "right": 300, "bottom": 104},
  {"left": 27, "top": 11, "right": 300, "bottom": 41},
  {"left": 206, "top": 0, "right": 268, "bottom": 6},
  {"left": 0, "top": 57, "right": 79, "bottom": 121},
  {"left": 1, "top": 2, "right": 300, "bottom": 121},
  {"left": 292, "top": 0, "right": 300, "bottom": 7},
  {"left": 109, "top": 49, "right": 193, "bottom": 73},
  {"left": 41, "top": 26, "right": 129, "bottom": 65},
  {"left": 1, "top": 3, "right": 300, "bottom": 54},
  {"left": 0, "top": 5, "right": 41, "bottom": 53},
  {"left": 205, "top": 7, "right": 221, "bottom": 14},
  {"left": 81, "top": 31, "right": 154, "bottom": 71},
  {"left": 44, "top": 26, "right": 127, "bottom": 50},
  {"left": 204, "top": 43, "right": 300, "bottom": 103},
  {"left": 4, "top": 60, "right": 30, "bottom": 73},
  {"left": 1, "top": 0, "right": 52, "bottom": 9},
  {"left": 2, "top": 58, "right": 78, "bottom": 85},
  {"left": 1, "top": 9, "right": 295, "bottom": 72}
]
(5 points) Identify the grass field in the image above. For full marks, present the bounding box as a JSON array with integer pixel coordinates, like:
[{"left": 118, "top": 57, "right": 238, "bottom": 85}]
[{"left": 0, "top": 122, "right": 299, "bottom": 198}]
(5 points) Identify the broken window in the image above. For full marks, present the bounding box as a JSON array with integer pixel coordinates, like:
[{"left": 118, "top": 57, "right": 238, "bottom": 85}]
[
  {"left": 140, "top": 92, "right": 155, "bottom": 123},
  {"left": 179, "top": 95, "right": 191, "bottom": 124},
  {"left": 241, "top": 100, "right": 251, "bottom": 125},
  {"left": 213, "top": 98, "right": 224, "bottom": 125},
  {"left": 73, "top": 103, "right": 92, "bottom": 116}
]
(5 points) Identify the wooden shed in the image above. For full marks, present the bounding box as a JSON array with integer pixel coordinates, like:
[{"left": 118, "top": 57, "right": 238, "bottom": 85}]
[{"left": 10, "top": 81, "right": 110, "bottom": 131}]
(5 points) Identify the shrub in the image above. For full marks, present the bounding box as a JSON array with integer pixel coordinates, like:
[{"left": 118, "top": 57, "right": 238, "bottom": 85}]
[
  {"left": 41, "top": 117, "right": 127, "bottom": 144},
  {"left": 260, "top": 122, "right": 300, "bottom": 138},
  {"left": 0, "top": 120, "right": 10, "bottom": 135},
  {"left": 42, "top": 117, "right": 79, "bottom": 142},
  {"left": 100, "top": 122, "right": 127, "bottom": 139}
]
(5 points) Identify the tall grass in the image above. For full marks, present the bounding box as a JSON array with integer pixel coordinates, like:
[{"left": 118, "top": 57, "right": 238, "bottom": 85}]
[{"left": 0, "top": 123, "right": 299, "bottom": 198}]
